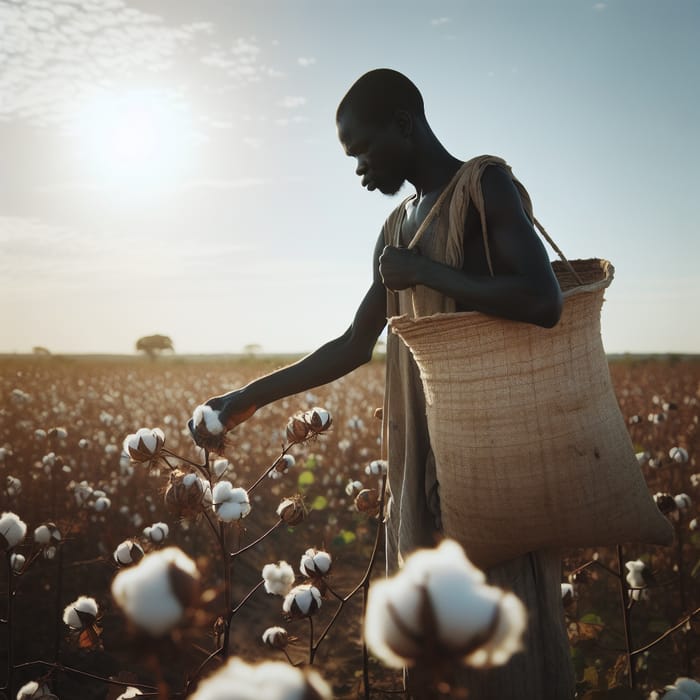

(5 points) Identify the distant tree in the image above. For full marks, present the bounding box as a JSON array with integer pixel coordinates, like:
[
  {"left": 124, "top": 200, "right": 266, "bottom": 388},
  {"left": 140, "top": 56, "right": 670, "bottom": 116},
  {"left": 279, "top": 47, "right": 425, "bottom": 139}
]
[
  {"left": 136, "top": 334, "right": 174, "bottom": 360},
  {"left": 32, "top": 346, "right": 51, "bottom": 356},
  {"left": 243, "top": 343, "right": 262, "bottom": 357}
]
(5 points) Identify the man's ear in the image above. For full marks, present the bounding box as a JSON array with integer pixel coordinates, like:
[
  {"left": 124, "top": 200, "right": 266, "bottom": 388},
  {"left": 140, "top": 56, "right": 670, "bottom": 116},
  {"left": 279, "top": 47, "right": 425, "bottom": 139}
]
[{"left": 394, "top": 109, "right": 413, "bottom": 138}]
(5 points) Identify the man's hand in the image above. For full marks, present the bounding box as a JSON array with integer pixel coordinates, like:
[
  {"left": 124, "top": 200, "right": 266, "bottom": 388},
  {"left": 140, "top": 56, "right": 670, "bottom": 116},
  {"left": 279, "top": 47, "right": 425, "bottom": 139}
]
[
  {"left": 378, "top": 245, "right": 424, "bottom": 291},
  {"left": 188, "top": 389, "right": 257, "bottom": 447}
]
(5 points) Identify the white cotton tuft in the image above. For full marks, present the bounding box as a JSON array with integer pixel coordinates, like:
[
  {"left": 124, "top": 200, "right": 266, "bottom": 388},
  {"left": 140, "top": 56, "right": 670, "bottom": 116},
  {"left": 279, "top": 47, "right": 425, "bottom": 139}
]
[
  {"left": 363, "top": 539, "right": 526, "bottom": 669},
  {"left": 116, "top": 688, "right": 143, "bottom": 699},
  {"left": 192, "top": 404, "right": 225, "bottom": 435},
  {"left": 0, "top": 511, "right": 27, "bottom": 550},
  {"left": 188, "top": 657, "right": 331, "bottom": 700},
  {"left": 62, "top": 595, "right": 99, "bottom": 629},
  {"left": 212, "top": 481, "right": 250, "bottom": 522},
  {"left": 111, "top": 547, "right": 199, "bottom": 636},
  {"left": 262, "top": 561, "right": 295, "bottom": 596}
]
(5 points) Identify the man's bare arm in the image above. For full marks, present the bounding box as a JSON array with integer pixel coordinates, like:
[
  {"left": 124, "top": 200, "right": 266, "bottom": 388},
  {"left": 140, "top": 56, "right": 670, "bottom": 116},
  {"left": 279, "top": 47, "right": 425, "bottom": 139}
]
[
  {"left": 204, "top": 231, "right": 388, "bottom": 429},
  {"left": 378, "top": 166, "right": 562, "bottom": 328}
]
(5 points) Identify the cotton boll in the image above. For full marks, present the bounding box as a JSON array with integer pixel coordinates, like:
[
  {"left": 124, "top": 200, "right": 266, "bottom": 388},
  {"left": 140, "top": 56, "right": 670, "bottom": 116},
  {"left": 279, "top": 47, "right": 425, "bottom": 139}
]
[
  {"left": 283, "top": 584, "right": 322, "bottom": 619},
  {"left": 364, "top": 539, "right": 525, "bottom": 669},
  {"left": 364, "top": 575, "right": 424, "bottom": 668},
  {"left": 262, "top": 561, "right": 295, "bottom": 596},
  {"left": 674, "top": 493, "right": 692, "bottom": 511},
  {"left": 62, "top": 596, "right": 99, "bottom": 629},
  {"left": 11, "top": 552, "right": 26, "bottom": 574},
  {"left": 114, "top": 539, "right": 145, "bottom": 566},
  {"left": 669, "top": 447, "right": 689, "bottom": 464},
  {"left": 111, "top": 547, "right": 199, "bottom": 636},
  {"left": 299, "top": 548, "right": 332, "bottom": 577},
  {"left": 188, "top": 657, "right": 331, "bottom": 700},
  {"left": 0, "top": 511, "right": 27, "bottom": 550},
  {"left": 261, "top": 626, "right": 289, "bottom": 650},
  {"left": 16, "top": 681, "right": 58, "bottom": 699},
  {"left": 466, "top": 591, "right": 527, "bottom": 667},
  {"left": 192, "top": 405, "right": 225, "bottom": 435},
  {"left": 212, "top": 482, "right": 250, "bottom": 522}
]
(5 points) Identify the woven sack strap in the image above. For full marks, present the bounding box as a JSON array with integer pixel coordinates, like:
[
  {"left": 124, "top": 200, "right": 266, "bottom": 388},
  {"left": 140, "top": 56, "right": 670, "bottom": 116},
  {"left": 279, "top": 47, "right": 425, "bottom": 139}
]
[{"left": 405, "top": 165, "right": 583, "bottom": 286}]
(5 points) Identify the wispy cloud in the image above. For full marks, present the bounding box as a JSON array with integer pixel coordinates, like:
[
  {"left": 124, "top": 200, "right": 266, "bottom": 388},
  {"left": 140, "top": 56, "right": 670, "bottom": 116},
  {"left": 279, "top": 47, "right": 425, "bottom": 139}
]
[
  {"left": 593, "top": 3, "right": 607, "bottom": 10},
  {"left": 0, "top": 1, "right": 287, "bottom": 129},
  {"left": 430, "top": 17, "right": 451, "bottom": 27},
  {"left": 0, "top": 0, "right": 212, "bottom": 126},
  {"left": 279, "top": 96, "right": 306, "bottom": 109},
  {"left": 297, "top": 56, "right": 316, "bottom": 67}
]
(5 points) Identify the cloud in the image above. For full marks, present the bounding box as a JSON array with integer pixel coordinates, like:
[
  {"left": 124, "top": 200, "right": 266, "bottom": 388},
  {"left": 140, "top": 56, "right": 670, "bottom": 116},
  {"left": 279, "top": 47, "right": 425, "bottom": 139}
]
[
  {"left": 279, "top": 96, "right": 306, "bottom": 109},
  {"left": 593, "top": 2, "right": 607, "bottom": 9},
  {"left": 297, "top": 56, "right": 316, "bottom": 67},
  {"left": 430, "top": 17, "right": 451, "bottom": 26},
  {"left": 0, "top": 0, "right": 213, "bottom": 126}
]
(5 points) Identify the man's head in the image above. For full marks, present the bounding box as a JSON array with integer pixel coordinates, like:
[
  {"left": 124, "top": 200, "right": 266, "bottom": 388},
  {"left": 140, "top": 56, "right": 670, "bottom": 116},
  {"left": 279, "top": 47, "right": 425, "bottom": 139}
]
[
  {"left": 336, "top": 69, "right": 426, "bottom": 195},
  {"left": 336, "top": 69, "right": 426, "bottom": 129}
]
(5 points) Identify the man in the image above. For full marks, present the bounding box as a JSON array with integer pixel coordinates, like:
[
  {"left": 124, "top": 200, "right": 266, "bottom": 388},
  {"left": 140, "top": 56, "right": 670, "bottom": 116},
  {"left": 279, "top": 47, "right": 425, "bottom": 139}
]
[{"left": 192, "top": 69, "right": 574, "bottom": 698}]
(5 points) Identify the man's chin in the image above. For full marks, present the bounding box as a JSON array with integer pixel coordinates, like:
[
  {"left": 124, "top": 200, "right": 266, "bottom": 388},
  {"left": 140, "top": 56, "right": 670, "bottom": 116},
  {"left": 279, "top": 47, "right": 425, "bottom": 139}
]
[{"left": 378, "top": 179, "right": 405, "bottom": 196}]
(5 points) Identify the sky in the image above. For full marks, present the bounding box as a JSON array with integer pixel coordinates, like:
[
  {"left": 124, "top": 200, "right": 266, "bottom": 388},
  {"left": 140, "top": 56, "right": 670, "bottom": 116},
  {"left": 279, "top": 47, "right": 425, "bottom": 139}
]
[{"left": 0, "top": 0, "right": 698, "bottom": 355}]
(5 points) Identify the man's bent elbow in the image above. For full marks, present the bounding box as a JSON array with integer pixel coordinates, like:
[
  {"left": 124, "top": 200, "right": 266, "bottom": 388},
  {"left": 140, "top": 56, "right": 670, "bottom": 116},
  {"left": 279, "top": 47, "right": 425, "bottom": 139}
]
[{"left": 533, "top": 289, "right": 563, "bottom": 329}]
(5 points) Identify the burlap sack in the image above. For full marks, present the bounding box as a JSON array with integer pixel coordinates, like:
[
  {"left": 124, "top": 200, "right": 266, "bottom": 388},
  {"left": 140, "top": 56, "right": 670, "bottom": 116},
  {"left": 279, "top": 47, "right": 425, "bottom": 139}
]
[{"left": 389, "top": 258, "right": 674, "bottom": 569}]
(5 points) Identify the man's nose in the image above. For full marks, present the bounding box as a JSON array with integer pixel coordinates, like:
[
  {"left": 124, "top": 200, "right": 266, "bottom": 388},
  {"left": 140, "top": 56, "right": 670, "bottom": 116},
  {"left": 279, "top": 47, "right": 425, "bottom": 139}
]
[{"left": 355, "top": 158, "right": 368, "bottom": 176}]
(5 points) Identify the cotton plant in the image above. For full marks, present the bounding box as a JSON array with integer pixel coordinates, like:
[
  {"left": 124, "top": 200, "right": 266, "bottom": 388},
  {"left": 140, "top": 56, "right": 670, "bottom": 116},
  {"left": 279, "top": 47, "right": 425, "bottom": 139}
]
[{"left": 364, "top": 539, "right": 526, "bottom": 673}]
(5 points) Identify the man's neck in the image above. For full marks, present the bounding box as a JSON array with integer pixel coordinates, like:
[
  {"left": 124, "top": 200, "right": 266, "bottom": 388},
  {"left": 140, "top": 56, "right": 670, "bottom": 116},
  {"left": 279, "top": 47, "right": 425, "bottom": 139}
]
[{"left": 407, "top": 135, "right": 462, "bottom": 198}]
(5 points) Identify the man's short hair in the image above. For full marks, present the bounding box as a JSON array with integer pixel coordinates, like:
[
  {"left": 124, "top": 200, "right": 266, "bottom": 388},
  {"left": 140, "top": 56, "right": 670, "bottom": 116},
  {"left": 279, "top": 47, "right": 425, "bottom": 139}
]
[{"left": 336, "top": 69, "right": 426, "bottom": 127}]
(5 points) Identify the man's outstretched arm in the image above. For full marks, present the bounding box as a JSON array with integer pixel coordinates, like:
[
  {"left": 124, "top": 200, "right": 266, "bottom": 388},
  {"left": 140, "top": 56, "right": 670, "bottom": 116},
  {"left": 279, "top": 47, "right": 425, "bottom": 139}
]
[{"left": 198, "top": 231, "right": 388, "bottom": 432}]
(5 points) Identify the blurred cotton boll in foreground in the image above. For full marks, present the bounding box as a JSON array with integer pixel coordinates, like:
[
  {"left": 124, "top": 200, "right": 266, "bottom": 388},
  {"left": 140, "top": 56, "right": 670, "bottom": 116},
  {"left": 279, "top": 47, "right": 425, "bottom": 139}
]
[
  {"left": 364, "top": 539, "right": 526, "bottom": 669},
  {"left": 62, "top": 596, "right": 99, "bottom": 629},
  {"left": 0, "top": 511, "right": 27, "bottom": 550},
  {"left": 111, "top": 547, "right": 200, "bottom": 636},
  {"left": 189, "top": 657, "right": 331, "bottom": 700}
]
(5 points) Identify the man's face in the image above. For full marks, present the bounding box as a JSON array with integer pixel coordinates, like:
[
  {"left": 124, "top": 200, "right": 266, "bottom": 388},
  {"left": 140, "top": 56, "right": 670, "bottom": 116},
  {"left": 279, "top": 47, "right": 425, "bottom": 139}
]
[{"left": 337, "top": 109, "right": 408, "bottom": 196}]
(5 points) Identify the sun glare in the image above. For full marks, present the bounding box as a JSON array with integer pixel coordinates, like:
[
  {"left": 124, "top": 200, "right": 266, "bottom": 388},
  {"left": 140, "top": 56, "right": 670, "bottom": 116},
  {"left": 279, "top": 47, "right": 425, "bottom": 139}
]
[{"left": 71, "top": 89, "right": 195, "bottom": 188}]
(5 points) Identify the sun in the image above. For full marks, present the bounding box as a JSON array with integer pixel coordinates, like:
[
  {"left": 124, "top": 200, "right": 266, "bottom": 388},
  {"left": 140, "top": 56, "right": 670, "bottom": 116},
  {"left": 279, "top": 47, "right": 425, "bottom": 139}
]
[{"left": 70, "top": 88, "right": 195, "bottom": 187}]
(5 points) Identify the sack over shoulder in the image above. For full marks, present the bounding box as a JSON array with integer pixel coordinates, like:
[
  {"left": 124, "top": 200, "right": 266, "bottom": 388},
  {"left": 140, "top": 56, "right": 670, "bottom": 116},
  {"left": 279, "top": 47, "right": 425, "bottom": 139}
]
[{"left": 389, "top": 258, "right": 674, "bottom": 569}]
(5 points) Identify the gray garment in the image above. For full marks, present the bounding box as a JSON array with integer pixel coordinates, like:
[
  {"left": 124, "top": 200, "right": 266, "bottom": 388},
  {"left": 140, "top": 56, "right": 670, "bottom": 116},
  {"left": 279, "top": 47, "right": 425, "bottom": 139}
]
[
  {"left": 380, "top": 157, "right": 575, "bottom": 698},
  {"left": 455, "top": 549, "right": 575, "bottom": 700}
]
